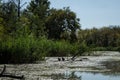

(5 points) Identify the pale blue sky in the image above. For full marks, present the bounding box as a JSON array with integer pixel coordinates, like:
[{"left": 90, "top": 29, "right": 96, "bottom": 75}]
[{"left": 24, "top": 0, "right": 120, "bottom": 29}]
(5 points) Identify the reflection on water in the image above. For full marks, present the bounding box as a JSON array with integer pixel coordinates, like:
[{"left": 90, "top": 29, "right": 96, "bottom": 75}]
[
  {"left": 50, "top": 71, "right": 120, "bottom": 80},
  {"left": 50, "top": 71, "right": 81, "bottom": 80},
  {"left": 102, "top": 60, "right": 120, "bottom": 72},
  {"left": 64, "top": 71, "right": 120, "bottom": 80}
]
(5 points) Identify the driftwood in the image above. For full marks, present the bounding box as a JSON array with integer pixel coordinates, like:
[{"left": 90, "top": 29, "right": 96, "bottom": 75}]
[
  {"left": 0, "top": 65, "right": 6, "bottom": 76},
  {"left": 0, "top": 65, "right": 24, "bottom": 79},
  {"left": 71, "top": 51, "right": 79, "bottom": 61},
  {"left": 71, "top": 51, "right": 88, "bottom": 61}
]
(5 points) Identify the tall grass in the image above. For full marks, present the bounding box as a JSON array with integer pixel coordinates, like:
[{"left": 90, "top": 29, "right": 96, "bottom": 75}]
[
  {"left": 0, "top": 36, "right": 48, "bottom": 63},
  {"left": 0, "top": 37, "right": 88, "bottom": 64}
]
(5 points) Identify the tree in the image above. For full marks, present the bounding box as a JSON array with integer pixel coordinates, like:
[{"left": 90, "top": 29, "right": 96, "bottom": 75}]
[
  {"left": 45, "top": 7, "right": 80, "bottom": 40},
  {"left": 11, "top": 0, "right": 27, "bottom": 18},
  {"left": 0, "top": 0, "right": 28, "bottom": 38},
  {"left": 26, "top": 0, "right": 50, "bottom": 37},
  {"left": 0, "top": 0, "right": 5, "bottom": 39},
  {"left": 78, "top": 26, "right": 120, "bottom": 49},
  {"left": 0, "top": 0, "right": 18, "bottom": 36}
]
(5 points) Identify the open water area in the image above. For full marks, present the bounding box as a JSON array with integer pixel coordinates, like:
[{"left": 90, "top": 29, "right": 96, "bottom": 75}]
[{"left": 0, "top": 51, "right": 120, "bottom": 80}]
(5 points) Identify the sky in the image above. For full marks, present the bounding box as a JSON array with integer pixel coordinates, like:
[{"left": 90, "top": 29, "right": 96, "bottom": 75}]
[{"left": 24, "top": 0, "right": 120, "bottom": 29}]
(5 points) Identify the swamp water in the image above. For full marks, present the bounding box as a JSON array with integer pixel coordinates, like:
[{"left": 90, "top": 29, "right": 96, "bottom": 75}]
[
  {"left": 0, "top": 53, "right": 120, "bottom": 80},
  {"left": 42, "top": 71, "right": 120, "bottom": 80}
]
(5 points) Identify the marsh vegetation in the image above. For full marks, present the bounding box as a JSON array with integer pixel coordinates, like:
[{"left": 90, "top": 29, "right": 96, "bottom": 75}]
[{"left": 0, "top": 0, "right": 120, "bottom": 79}]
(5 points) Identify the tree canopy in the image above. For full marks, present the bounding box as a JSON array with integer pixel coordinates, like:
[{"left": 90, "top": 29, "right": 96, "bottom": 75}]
[
  {"left": 26, "top": 0, "right": 50, "bottom": 37},
  {"left": 0, "top": 0, "right": 120, "bottom": 64},
  {"left": 46, "top": 7, "right": 80, "bottom": 40}
]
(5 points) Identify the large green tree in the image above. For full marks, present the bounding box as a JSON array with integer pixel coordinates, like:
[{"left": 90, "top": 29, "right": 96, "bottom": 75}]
[
  {"left": 0, "top": 0, "right": 28, "bottom": 38},
  {"left": 0, "top": 0, "right": 5, "bottom": 39},
  {"left": 26, "top": 0, "right": 50, "bottom": 37},
  {"left": 0, "top": 0, "right": 18, "bottom": 37},
  {"left": 45, "top": 7, "right": 80, "bottom": 40}
]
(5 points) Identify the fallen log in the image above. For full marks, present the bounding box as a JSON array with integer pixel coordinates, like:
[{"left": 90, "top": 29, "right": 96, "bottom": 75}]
[
  {"left": 0, "top": 65, "right": 6, "bottom": 75},
  {"left": 0, "top": 65, "right": 24, "bottom": 79},
  {"left": 0, "top": 74, "right": 24, "bottom": 79},
  {"left": 71, "top": 51, "right": 79, "bottom": 61}
]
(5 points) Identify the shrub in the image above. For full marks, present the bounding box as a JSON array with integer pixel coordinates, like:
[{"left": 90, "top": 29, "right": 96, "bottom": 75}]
[
  {"left": 0, "top": 36, "right": 49, "bottom": 63},
  {"left": 48, "top": 40, "right": 72, "bottom": 56},
  {"left": 0, "top": 37, "right": 89, "bottom": 64}
]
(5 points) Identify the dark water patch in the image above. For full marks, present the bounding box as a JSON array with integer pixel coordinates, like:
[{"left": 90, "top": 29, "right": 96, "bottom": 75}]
[
  {"left": 41, "top": 72, "right": 81, "bottom": 80},
  {"left": 41, "top": 71, "right": 120, "bottom": 80},
  {"left": 101, "top": 60, "right": 120, "bottom": 72},
  {"left": 68, "top": 66, "right": 103, "bottom": 71}
]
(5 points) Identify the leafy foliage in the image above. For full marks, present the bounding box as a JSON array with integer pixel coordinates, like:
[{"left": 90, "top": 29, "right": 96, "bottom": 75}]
[
  {"left": 78, "top": 26, "right": 120, "bottom": 51},
  {"left": 0, "top": 0, "right": 120, "bottom": 64},
  {"left": 45, "top": 7, "right": 80, "bottom": 41},
  {"left": 0, "top": 37, "right": 83, "bottom": 63},
  {"left": 0, "top": 0, "right": 18, "bottom": 36},
  {"left": 26, "top": 0, "right": 50, "bottom": 37}
]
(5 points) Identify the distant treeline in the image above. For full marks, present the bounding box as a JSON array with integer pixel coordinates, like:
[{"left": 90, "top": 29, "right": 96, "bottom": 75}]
[
  {"left": 0, "top": 0, "right": 120, "bottom": 63},
  {"left": 78, "top": 26, "right": 120, "bottom": 51}
]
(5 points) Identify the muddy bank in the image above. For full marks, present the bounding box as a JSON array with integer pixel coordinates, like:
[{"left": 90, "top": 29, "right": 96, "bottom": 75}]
[{"left": 0, "top": 51, "right": 120, "bottom": 80}]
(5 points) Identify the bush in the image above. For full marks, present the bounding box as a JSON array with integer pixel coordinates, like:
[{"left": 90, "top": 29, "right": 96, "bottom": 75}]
[
  {"left": 0, "top": 37, "right": 50, "bottom": 64},
  {"left": 116, "top": 46, "right": 120, "bottom": 52},
  {"left": 48, "top": 40, "right": 73, "bottom": 56},
  {"left": 0, "top": 37, "right": 89, "bottom": 64},
  {"left": 91, "top": 47, "right": 107, "bottom": 51}
]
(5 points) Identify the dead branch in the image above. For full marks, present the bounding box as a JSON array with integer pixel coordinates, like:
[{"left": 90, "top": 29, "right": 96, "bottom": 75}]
[
  {"left": 0, "top": 65, "right": 24, "bottom": 79},
  {"left": 0, "top": 65, "right": 6, "bottom": 75},
  {"left": 71, "top": 51, "right": 79, "bottom": 61},
  {"left": 0, "top": 74, "right": 24, "bottom": 79}
]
